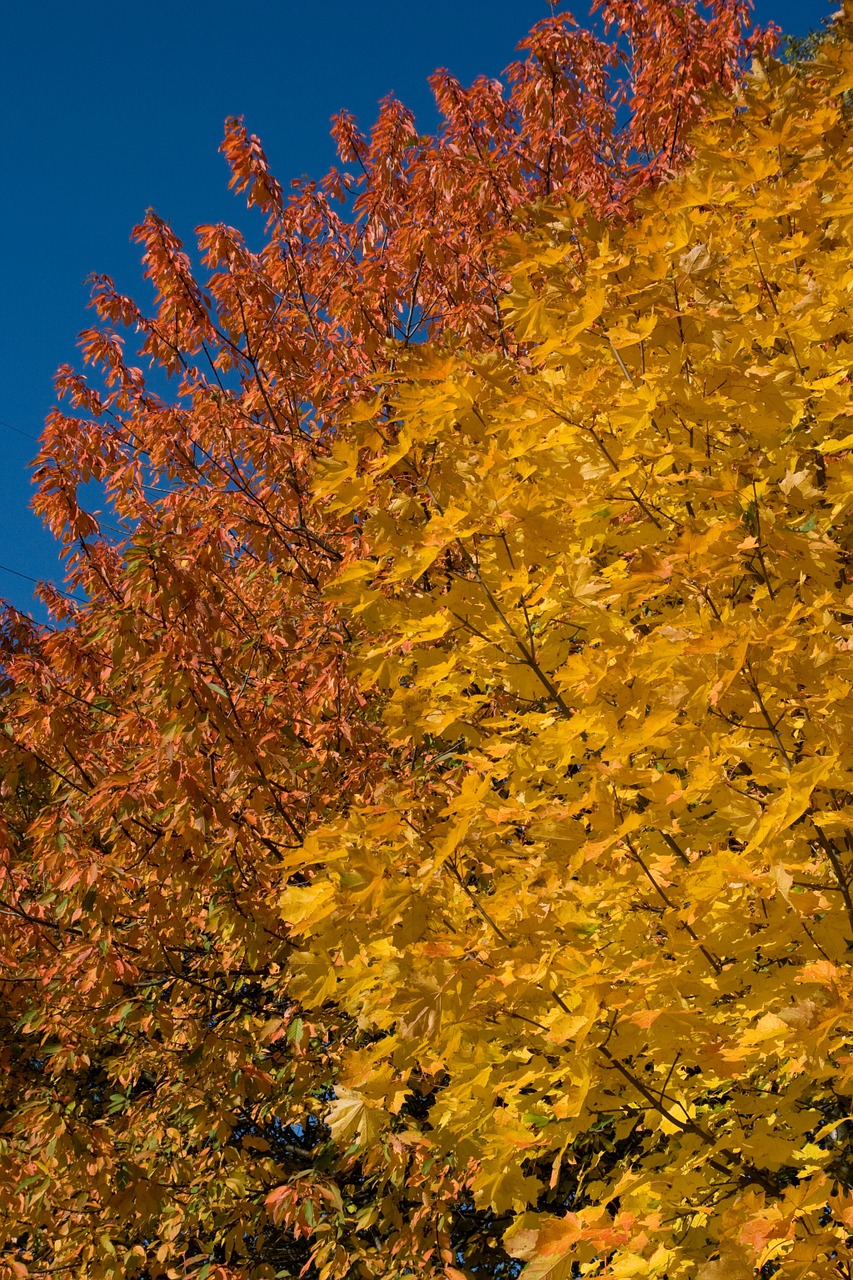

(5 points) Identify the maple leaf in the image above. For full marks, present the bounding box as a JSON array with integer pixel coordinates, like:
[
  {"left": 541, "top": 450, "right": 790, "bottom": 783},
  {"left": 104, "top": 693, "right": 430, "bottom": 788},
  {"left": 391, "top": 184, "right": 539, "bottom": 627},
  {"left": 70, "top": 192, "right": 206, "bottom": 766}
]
[{"left": 325, "top": 1087, "right": 387, "bottom": 1150}]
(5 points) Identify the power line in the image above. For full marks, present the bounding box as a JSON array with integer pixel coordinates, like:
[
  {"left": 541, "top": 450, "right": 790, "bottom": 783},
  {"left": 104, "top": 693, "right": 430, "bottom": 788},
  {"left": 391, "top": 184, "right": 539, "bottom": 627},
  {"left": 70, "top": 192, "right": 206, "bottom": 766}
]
[
  {"left": 0, "top": 417, "right": 39, "bottom": 443},
  {"left": 0, "top": 563, "right": 85, "bottom": 603}
]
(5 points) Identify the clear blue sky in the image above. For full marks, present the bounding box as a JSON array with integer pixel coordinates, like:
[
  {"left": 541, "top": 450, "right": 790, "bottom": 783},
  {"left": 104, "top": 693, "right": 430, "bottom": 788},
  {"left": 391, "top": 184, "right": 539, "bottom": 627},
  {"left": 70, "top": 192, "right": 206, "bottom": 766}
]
[{"left": 0, "top": 0, "right": 821, "bottom": 622}]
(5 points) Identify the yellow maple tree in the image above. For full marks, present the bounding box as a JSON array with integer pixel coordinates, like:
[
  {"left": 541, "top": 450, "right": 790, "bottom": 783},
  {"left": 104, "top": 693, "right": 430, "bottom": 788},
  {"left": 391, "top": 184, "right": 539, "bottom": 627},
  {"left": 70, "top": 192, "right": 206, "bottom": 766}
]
[{"left": 288, "top": 14, "right": 853, "bottom": 1278}]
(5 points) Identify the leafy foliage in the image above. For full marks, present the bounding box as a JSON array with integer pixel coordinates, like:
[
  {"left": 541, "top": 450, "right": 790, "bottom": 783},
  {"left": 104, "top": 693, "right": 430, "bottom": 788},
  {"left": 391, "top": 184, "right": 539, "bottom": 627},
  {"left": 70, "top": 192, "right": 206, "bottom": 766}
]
[
  {"left": 783, "top": 14, "right": 843, "bottom": 67},
  {"left": 4, "top": 3, "right": 840, "bottom": 1279},
  {"left": 300, "top": 17, "right": 853, "bottom": 1280}
]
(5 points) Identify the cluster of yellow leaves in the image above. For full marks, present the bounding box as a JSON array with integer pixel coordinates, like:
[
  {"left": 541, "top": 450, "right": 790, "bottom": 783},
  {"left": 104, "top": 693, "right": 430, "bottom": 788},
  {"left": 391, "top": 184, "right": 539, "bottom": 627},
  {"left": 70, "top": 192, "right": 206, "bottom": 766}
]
[{"left": 298, "top": 18, "right": 853, "bottom": 1280}]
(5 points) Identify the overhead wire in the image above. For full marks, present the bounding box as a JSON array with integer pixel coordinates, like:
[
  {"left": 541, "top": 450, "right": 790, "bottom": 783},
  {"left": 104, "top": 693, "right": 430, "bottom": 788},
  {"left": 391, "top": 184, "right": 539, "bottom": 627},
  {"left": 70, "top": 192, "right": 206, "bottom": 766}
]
[
  {"left": 0, "top": 416, "right": 39, "bottom": 443},
  {"left": 0, "top": 563, "right": 85, "bottom": 604}
]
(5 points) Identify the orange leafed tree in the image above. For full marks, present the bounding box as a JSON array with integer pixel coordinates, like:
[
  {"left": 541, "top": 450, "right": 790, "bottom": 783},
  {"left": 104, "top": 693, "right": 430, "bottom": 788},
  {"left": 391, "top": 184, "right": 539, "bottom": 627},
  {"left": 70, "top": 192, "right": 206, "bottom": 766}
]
[{"left": 0, "top": 4, "right": 775, "bottom": 1279}]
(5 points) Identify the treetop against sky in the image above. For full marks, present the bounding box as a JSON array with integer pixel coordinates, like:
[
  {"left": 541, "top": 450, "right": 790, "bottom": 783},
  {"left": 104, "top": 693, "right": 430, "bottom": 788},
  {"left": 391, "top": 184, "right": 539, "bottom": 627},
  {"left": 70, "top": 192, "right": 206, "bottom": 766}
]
[{"left": 1, "top": 0, "right": 817, "bottom": 622}]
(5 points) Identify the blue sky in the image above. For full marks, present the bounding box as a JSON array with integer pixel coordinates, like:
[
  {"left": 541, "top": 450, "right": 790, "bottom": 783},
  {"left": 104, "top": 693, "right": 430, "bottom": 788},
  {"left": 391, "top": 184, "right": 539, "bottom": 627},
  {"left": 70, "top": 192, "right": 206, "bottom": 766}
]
[{"left": 0, "top": 0, "right": 822, "bottom": 621}]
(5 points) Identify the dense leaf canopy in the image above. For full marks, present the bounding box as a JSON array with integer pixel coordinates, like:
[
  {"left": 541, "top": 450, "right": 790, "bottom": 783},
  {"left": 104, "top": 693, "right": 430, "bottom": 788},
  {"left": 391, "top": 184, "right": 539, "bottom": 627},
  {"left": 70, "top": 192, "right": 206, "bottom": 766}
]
[
  {"left": 5, "top": 4, "right": 853, "bottom": 1280},
  {"left": 308, "top": 26, "right": 853, "bottom": 1278}
]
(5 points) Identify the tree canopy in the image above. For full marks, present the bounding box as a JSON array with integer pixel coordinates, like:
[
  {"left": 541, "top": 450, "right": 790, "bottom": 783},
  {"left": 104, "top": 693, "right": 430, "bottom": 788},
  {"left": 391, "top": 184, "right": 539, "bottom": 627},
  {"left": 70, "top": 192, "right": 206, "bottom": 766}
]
[
  {"left": 6, "top": 4, "right": 853, "bottom": 1280},
  {"left": 305, "top": 23, "right": 853, "bottom": 1277}
]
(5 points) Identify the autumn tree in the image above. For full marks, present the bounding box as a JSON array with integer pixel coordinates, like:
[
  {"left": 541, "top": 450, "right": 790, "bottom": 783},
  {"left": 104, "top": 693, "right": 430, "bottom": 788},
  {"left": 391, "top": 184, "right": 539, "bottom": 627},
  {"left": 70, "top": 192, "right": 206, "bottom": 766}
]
[
  {"left": 298, "top": 18, "right": 853, "bottom": 1279},
  {"left": 0, "top": 3, "right": 791, "bottom": 1279}
]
